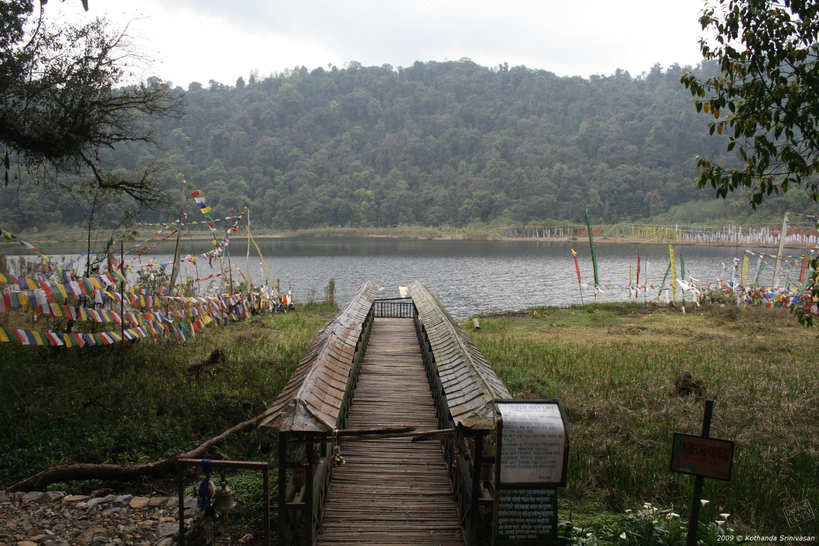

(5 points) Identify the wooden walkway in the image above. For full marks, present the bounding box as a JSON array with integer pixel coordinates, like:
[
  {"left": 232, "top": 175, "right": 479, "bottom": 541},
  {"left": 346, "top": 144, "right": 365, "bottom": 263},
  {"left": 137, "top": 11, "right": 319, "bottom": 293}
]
[{"left": 317, "top": 318, "right": 464, "bottom": 546}]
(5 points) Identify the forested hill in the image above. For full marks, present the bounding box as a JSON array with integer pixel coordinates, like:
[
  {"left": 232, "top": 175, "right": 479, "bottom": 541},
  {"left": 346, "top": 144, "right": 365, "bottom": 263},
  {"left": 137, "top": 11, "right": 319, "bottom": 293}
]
[{"left": 5, "top": 60, "right": 818, "bottom": 231}]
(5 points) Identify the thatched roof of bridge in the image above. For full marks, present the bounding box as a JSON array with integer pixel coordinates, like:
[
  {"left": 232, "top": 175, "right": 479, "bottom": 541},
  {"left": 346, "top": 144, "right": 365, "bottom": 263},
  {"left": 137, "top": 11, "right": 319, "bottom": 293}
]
[
  {"left": 407, "top": 282, "right": 510, "bottom": 430},
  {"left": 260, "top": 282, "right": 379, "bottom": 433}
]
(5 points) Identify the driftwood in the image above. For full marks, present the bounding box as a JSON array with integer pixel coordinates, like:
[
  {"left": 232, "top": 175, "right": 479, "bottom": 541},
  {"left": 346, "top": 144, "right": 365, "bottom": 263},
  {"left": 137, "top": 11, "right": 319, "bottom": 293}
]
[{"left": 7, "top": 410, "right": 271, "bottom": 492}]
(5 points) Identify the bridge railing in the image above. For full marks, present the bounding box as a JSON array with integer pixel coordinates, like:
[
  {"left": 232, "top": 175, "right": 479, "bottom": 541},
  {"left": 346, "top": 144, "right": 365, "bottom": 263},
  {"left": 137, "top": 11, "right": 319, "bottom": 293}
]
[
  {"left": 259, "top": 282, "right": 378, "bottom": 546},
  {"left": 407, "top": 281, "right": 511, "bottom": 546},
  {"left": 373, "top": 297, "right": 415, "bottom": 319}
]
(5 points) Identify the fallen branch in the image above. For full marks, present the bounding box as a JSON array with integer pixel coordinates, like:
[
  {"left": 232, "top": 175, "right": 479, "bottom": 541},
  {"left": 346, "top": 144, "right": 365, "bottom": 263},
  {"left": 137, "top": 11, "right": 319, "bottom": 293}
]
[{"left": 7, "top": 410, "right": 272, "bottom": 492}]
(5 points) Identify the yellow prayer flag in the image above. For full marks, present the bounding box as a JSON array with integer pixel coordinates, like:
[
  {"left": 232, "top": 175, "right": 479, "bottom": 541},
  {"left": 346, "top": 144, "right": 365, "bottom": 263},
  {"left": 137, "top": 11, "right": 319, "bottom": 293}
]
[{"left": 741, "top": 255, "right": 749, "bottom": 286}]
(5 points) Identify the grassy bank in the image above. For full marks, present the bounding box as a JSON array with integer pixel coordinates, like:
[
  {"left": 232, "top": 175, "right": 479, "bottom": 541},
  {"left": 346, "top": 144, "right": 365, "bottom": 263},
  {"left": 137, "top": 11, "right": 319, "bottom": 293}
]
[
  {"left": 0, "top": 303, "right": 335, "bottom": 539},
  {"left": 468, "top": 303, "right": 819, "bottom": 536}
]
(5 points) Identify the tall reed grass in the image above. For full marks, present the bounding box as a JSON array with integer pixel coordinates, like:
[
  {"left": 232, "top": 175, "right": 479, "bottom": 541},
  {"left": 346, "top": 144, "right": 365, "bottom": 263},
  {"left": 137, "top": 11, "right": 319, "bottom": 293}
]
[{"left": 470, "top": 303, "right": 819, "bottom": 535}]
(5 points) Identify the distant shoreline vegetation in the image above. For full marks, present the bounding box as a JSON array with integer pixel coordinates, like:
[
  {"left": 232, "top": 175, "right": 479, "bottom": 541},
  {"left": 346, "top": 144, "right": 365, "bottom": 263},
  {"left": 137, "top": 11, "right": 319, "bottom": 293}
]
[
  {"left": 3, "top": 60, "right": 819, "bottom": 234},
  {"left": 4, "top": 223, "right": 814, "bottom": 250}
]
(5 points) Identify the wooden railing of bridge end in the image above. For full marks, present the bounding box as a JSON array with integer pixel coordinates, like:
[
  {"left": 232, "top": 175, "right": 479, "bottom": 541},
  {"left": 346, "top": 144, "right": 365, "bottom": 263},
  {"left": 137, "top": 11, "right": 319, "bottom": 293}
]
[
  {"left": 261, "top": 282, "right": 378, "bottom": 546},
  {"left": 409, "top": 282, "right": 509, "bottom": 546}
]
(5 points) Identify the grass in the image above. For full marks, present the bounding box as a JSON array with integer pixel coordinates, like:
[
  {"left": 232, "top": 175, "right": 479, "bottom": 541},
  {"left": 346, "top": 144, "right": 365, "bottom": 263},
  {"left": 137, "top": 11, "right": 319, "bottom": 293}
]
[
  {"left": 468, "top": 302, "right": 819, "bottom": 537},
  {"left": 0, "top": 303, "right": 336, "bottom": 541}
]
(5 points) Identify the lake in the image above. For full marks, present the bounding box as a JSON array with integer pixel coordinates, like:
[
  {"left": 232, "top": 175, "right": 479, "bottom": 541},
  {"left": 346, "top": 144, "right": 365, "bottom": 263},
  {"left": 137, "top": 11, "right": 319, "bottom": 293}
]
[{"left": 1, "top": 238, "right": 792, "bottom": 318}]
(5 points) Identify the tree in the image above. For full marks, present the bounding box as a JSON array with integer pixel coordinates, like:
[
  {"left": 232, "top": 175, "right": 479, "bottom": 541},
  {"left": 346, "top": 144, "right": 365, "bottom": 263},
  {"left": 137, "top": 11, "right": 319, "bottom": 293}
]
[
  {"left": 0, "top": 1, "right": 182, "bottom": 204},
  {"left": 681, "top": 0, "right": 819, "bottom": 326},
  {"left": 681, "top": 0, "right": 819, "bottom": 207}
]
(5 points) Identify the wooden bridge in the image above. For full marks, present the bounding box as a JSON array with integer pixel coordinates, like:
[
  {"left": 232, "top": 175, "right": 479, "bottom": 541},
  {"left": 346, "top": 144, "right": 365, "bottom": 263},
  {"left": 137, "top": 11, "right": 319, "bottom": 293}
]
[{"left": 260, "top": 282, "right": 511, "bottom": 546}]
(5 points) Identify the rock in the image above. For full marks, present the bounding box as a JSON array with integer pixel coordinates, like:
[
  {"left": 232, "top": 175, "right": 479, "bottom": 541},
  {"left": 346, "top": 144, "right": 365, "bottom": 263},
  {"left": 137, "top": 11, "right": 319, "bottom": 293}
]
[
  {"left": 157, "top": 522, "right": 177, "bottom": 538},
  {"left": 129, "top": 497, "right": 150, "bottom": 510},
  {"left": 62, "top": 495, "right": 90, "bottom": 504},
  {"left": 1, "top": 493, "right": 202, "bottom": 546},
  {"left": 0, "top": 491, "right": 10, "bottom": 502},
  {"left": 147, "top": 497, "right": 167, "bottom": 508},
  {"left": 113, "top": 495, "right": 132, "bottom": 507},
  {"left": 22, "top": 492, "right": 44, "bottom": 503}
]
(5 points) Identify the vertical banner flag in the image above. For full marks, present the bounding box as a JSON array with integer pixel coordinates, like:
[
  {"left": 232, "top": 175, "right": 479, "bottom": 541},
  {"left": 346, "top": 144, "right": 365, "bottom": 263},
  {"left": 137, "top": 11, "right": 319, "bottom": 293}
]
[
  {"left": 658, "top": 262, "right": 672, "bottom": 301},
  {"left": 571, "top": 249, "right": 582, "bottom": 284},
  {"left": 571, "top": 248, "right": 584, "bottom": 305},
  {"left": 680, "top": 254, "right": 687, "bottom": 303},
  {"left": 800, "top": 254, "right": 809, "bottom": 284},
  {"left": 629, "top": 266, "right": 633, "bottom": 301},
  {"left": 669, "top": 245, "right": 677, "bottom": 302},
  {"left": 584, "top": 207, "right": 600, "bottom": 290},
  {"left": 636, "top": 252, "right": 641, "bottom": 288},
  {"left": 754, "top": 255, "right": 765, "bottom": 286},
  {"left": 741, "top": 255, "right": 749, "bottom": 286}
]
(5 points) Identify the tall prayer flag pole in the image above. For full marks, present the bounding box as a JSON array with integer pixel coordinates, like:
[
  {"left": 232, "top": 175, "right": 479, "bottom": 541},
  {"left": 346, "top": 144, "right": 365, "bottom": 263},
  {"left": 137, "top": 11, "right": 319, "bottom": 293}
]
[
  {"left": 658, "top": 262, "right": 671, "bottom": 301},
  {"left": 168, "top": 181, "right": 186, "bottom": 295},
  {"left": 669, "top": 245, "right": 677, "bottom": 302},
  {"left": 584, "top": 207, "right": 599, "bottom": 304},
  {"left": 773, "top": 212, "right": 789, "bottom": 288},
  {"left": 636, "top": 252, "right": 641, "bottom": 298}
]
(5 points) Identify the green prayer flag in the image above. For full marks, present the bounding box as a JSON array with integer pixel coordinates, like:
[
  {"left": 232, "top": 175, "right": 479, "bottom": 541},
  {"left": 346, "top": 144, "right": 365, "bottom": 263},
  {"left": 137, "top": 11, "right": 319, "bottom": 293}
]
[{"left": 584, "top": 207, "right": 599, "bottom": 288}]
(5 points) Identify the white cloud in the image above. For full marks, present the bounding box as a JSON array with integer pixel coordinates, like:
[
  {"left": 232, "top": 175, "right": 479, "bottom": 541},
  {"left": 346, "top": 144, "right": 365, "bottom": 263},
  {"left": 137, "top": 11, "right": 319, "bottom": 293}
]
[{"left": 56, "top": 0, "right": 708, "bottom": 86}]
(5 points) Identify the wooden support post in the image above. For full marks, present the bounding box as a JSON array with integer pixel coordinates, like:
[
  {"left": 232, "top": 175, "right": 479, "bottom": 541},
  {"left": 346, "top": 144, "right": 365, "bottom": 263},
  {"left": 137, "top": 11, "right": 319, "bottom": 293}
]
[
  {"left": 686, "top": 400, "right": 714, "bottom": 546},
  {"left": 263, "top": 465, "right": 271, "bottom": 546},
  {"left": 305, "top": 441, "right": 314, "bottom": 546},
  {"left": 278, "top": 432, "right": 288, "bottom": 546},
  {"left": 468, "top": 433, "right": 484, "bottom": 546}
]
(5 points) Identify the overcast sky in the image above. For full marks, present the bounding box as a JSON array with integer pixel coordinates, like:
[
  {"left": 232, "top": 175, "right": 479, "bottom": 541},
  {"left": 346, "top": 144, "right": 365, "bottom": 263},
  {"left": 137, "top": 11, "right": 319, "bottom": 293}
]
[{"left": 56, "top": 0, "right": 710, "bottom": 88}]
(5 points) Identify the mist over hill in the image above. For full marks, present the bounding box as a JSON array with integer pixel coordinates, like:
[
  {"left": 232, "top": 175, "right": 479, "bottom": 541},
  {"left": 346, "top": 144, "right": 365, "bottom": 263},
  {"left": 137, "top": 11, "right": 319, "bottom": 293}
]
[{"left": 3, "top": 59, "right": 817, "bottom": 232}]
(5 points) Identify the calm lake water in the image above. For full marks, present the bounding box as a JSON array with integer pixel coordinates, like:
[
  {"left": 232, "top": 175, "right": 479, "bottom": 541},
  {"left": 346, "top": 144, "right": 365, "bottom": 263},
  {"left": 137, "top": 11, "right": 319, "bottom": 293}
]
[{"left": 2, "top": 238, "right": 787, "bottom": 318}]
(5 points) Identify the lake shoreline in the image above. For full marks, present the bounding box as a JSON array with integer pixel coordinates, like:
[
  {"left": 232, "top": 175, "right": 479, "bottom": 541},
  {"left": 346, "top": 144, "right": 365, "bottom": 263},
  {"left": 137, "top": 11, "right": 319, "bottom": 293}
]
[{"left": 4, "top": 225, "right": 811, "bottom": 250}]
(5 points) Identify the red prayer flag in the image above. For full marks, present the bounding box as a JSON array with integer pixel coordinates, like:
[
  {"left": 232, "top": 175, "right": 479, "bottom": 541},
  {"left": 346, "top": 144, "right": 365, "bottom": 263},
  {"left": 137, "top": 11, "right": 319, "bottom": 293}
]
[
  {"left": 636, "top": 252, "right": 641, "bottom": 286},
  {"left": 571, "top": 249, "right": 582, "bottom": 284}
]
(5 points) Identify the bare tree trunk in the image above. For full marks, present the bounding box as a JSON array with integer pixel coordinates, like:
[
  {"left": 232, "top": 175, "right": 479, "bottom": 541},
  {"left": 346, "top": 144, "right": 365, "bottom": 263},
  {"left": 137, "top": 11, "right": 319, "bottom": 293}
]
[{"left": 6, "top": 410, "right": 272, "bottom": 492}]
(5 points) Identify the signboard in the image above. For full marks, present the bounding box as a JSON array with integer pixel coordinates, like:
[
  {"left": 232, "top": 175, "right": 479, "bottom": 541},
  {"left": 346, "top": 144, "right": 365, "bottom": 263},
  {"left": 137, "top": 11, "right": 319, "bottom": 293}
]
[
  {"left": 493, "top": 400, "right": 569, "bottom": 546},
  {"left": 497, "top": 489, "right": 557, "bottom": 544},
  {"left": 497, "top": 401, "right": 569, "bottom": 488},
  {"left": 670, "top": 433, "right": 734, "bottom": 481}
]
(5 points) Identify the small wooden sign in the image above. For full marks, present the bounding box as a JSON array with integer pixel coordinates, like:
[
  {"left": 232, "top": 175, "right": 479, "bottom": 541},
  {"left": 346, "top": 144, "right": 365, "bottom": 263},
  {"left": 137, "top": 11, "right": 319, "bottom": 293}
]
[{"left": 670, "top": 432, "right": 734, "bottom": 481}]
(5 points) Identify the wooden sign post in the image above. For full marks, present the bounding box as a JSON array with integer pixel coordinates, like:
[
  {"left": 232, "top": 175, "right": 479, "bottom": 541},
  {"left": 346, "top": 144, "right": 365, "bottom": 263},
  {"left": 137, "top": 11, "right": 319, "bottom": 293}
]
[
  {"left": 493, "top": 400, "right": 569, "bottom": 546},
  {"left": 670, "top": 400, "right": 734, "bottom": 546}
]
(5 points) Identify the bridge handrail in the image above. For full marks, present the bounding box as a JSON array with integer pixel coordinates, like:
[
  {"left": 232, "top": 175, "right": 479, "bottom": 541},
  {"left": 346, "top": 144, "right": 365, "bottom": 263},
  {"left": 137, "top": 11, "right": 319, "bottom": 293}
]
[
  {"left": 260, "top": 281, "right": 379, "bottom": 433},
  {"left": 407, "top": 281, "right": 510, "bottom": 430}
]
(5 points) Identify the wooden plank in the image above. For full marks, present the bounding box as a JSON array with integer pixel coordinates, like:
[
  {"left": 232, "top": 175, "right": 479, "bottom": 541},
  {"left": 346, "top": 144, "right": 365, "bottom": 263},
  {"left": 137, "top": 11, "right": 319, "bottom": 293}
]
[{"left": 317, "top": 318, "right": 464, "bottom": 546}]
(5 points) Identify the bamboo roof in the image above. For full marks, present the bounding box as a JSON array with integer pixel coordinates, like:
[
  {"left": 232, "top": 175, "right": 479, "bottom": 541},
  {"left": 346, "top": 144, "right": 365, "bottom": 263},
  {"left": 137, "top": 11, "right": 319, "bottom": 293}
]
[
  {"left": 260, "top": 282, "right": 379, "bottom": 433},
  {"left": 407, "top": 282, "right": 510, "bottom": 430}
]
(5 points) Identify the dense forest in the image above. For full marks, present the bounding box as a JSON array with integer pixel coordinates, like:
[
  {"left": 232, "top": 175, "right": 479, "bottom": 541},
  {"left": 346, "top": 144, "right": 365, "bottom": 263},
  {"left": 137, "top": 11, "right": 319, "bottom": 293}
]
[{"left": 3, "top": 59, "right": 818, "bottom": 232}]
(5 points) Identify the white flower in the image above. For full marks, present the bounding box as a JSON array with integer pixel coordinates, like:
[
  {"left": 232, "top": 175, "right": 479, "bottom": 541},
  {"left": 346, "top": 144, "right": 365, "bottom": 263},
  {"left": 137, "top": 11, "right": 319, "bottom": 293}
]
[
  {"left": 625, "top": 509, "right": 632, "bottom": 514},
  {"left": 701, "top": 499, "right": 710, "bottom": 507},
  {"left": 620, "top": 532, "right": 627, "bottom": 540},
  {"left": 667, "top": 512, "right": 681, "bottom": 520},
  {"left": 720, "top": 513, "right": 730, "bottom": 520},
  {"left": 643, "top": 502, "right": 653, "bottom": 509},
  {"left": 716, "top": 520, "right": 725, "bottom": 526}
]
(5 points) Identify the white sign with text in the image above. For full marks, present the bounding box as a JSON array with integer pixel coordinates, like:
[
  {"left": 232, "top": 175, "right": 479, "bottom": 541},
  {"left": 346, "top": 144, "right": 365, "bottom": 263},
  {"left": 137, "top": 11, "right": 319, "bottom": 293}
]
[{"left": 499, "top": 403, "right": 566, "bottom": 485}]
